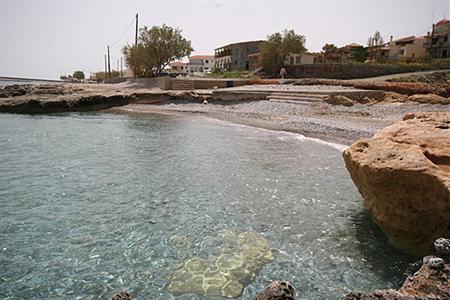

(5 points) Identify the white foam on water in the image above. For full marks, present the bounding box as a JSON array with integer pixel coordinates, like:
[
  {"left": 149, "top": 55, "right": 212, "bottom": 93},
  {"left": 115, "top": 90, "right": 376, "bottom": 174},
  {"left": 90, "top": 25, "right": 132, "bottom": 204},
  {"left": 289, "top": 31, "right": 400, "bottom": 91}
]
[
  {"left": 203, "top": 117, "right": 349, "bottom": 152},
  {"left": 118, "top": 106, "right": 350, "bottom": 152}
]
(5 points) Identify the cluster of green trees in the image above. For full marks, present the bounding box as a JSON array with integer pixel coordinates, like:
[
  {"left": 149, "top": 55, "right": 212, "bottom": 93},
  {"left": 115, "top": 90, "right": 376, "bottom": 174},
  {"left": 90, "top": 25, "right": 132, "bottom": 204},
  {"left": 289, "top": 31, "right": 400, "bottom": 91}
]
[
  {"left": 60, "top": 70, "right": 85, "bottom": 81},
  {"left": 122, "top": 24, "right": 193, "bottom": 77},
  {"left": 259, "top": 30, "right": 307, "bottom": 73}
]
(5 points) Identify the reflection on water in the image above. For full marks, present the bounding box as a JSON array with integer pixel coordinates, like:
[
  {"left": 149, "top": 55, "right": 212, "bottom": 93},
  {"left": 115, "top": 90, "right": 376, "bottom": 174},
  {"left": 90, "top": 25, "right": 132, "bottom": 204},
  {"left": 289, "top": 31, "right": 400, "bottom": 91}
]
[{"left": 0, "top": 112, "right": 414, "bottom": 299}]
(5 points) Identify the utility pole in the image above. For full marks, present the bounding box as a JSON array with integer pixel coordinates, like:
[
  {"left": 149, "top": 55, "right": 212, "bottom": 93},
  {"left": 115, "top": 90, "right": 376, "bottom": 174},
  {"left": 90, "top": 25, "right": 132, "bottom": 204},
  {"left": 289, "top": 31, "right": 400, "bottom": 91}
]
[
  {"left": 117, "top": 59, "right": 119, "bottom": 75},
  {"left": 135, "top": 13, "right": 139, "bottom": 47},
  {"left": 107, "top": 45, "right": 111, "bottom": 78},
  {"left": 104, "top": 55, "right": 107, "bottom": 79},
  {"left": 120, "top": 57, "right": 123, "bottom": 76}
]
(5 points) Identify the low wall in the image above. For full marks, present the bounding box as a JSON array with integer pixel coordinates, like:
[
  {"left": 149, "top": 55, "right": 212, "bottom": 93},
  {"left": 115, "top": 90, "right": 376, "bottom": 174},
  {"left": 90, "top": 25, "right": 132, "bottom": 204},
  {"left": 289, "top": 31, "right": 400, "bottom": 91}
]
[
  {"left": 126, "top": 77, "right": 171, "bottom": 89},
  {"left": 126, "top": 77, "right": 249, "bottom": 90},
  {"left": 286, "top": 63, "right": 450, "bottom": 79}
]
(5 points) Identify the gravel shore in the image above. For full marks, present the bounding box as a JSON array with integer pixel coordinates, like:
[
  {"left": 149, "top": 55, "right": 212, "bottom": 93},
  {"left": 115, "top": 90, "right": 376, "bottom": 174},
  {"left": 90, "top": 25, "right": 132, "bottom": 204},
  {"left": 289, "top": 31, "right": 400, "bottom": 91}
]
[{"left": 111, "top": 99, "right": 447, "bottom": 146}]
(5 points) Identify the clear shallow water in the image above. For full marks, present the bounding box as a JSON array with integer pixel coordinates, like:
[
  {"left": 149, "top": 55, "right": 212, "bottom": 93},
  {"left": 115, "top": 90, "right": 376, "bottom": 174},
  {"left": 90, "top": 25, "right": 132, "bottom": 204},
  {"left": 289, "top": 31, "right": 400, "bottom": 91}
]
[{"left": 0, "top": 112, "right": 414, "bottom": 299}]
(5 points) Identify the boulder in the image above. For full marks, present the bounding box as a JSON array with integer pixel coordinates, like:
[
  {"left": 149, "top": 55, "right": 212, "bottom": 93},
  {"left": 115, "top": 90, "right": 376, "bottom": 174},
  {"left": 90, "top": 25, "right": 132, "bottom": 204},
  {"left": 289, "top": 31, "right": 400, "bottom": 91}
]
[
  {"left": 342, "top": 261, "right": 449, "bottom": 299},
  {"left": 111, "top": 290, "right": 131, "bottom": 300},
  {"left": 252, "top": 281, "right": 295, "bottom": 300},
  {"left": 324, "top": 95, "right": 354, "bottom": 106},
  {"left": 343, "top": 112, "right": 450, "bottom": 255},
  {"left": 407, "top": 94, "right": 449, "bottom": 105}
]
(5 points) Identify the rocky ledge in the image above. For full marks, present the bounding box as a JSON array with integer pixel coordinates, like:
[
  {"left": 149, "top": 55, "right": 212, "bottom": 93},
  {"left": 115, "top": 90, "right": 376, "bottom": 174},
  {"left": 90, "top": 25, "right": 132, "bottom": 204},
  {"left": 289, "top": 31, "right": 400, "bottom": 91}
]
[
  {"left": 342, "top": 238, "right": 450, "bottom": 300},
  {"left": 343, "top": 112, "right": 450, "bottom": 255}
]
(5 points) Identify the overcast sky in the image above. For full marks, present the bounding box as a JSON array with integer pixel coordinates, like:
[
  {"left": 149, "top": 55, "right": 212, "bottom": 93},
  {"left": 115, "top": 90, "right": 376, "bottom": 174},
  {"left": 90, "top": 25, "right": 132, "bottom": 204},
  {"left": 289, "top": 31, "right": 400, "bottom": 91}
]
[{"left": 1, "top": 0, "right": 449, "bottom": 79}]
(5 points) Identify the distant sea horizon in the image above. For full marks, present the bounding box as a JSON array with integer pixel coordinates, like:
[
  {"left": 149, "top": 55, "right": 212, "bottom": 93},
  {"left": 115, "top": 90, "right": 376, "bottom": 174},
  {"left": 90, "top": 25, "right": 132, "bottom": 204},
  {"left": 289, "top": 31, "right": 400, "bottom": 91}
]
[{"left": 0, "top": 77, "right": 62, "bottom": 87}]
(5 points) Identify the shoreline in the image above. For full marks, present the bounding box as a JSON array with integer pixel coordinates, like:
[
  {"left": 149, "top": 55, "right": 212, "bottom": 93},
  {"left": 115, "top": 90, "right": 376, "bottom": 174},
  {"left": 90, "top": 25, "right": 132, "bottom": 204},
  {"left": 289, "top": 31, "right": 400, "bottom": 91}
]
[
  {"left": 111, "top": 104, "right": 350, "bottom": 151},
  {"left": 108, "top": 98, "right": 447, "bottom": 146}
]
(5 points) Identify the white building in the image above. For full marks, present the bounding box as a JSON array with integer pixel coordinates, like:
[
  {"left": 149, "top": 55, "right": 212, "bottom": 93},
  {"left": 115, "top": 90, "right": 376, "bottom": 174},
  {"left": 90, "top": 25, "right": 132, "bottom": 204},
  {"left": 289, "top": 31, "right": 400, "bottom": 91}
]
[
  {"left": 187, "top": 55, "right": 214, "bottom": 75},
  {"left": 169, "top": 61, "right": 188, "bottom": 75}
]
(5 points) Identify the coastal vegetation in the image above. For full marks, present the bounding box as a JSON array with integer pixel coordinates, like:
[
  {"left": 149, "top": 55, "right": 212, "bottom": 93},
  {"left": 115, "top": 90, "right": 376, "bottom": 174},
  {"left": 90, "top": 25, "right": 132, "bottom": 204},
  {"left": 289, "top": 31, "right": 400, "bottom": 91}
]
[{"left": 122, "top": 24, "right": 193, "bottom": 77}]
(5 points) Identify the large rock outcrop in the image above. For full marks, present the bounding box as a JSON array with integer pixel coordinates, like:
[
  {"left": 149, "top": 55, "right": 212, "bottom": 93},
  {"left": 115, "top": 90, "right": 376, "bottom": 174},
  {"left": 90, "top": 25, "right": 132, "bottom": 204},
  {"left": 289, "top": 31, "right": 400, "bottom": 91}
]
[{"left": 343, "top": 112, "right": 450, "bottom": 254}]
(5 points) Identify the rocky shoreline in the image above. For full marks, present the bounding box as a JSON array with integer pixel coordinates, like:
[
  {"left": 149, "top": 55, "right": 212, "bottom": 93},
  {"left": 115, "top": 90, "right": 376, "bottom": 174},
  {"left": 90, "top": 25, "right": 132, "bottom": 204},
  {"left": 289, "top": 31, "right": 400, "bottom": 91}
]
[
  {"left": 2, "top": 81, "right": 449, "bottom": 299},
  {"left": 344, "top": 112, "right": 450, "bottom": 255}
]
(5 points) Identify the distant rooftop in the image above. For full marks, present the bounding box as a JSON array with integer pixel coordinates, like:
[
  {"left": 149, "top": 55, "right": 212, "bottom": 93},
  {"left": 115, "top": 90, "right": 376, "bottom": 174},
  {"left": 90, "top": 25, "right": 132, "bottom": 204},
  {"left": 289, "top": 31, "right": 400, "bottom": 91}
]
[
  {"left": 170, "top": 61, "right": 186, "bottom": 67},
  {"left": 345, "top": 42, "right": 363, "bottom": 48},
  {"left": 436, "top": 18, "right": 450, "bottom": 26},
  {"left": 189, "top": 55, "right": 214, "bottom": 60},
  {"left": 215, "top": 40, "right": 265, "bottom": 50}
]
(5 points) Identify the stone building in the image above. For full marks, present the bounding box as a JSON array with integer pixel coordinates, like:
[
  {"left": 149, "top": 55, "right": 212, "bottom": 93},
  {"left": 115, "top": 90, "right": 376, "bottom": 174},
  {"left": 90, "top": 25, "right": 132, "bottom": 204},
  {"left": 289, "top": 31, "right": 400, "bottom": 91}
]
[
  {"left": 387, "top": 35, "right": 427, "bottom": 61},
  {"left": 214, "top": 40, "right": 264, "bottom": 71},
  {"left": 425, "top": 18, "right": 450, "bottom": 59}
]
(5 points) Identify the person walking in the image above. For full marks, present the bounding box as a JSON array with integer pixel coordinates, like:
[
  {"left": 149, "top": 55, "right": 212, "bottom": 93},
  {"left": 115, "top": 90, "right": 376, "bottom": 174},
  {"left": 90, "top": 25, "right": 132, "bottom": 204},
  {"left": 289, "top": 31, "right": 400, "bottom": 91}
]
[{"left": 280, "top": 67, "right": 287, "bottom": 79}]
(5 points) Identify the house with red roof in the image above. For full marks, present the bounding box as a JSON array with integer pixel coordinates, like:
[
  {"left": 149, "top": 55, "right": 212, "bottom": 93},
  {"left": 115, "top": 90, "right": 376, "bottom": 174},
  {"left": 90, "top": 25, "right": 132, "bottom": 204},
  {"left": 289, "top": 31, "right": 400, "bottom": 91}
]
[{"left": 425, "top": 18, "right": 450, "bottom": 59}]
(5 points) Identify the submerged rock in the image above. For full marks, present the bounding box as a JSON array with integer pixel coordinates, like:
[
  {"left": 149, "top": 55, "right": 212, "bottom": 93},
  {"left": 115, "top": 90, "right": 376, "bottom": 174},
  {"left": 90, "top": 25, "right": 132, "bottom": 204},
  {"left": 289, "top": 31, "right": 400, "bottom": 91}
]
[
  {"left": 252, "top": 281, "right": 295, "bottom": 300},
  {"left": 343, "top": 112, "right": 450, "bottom": 254},
  {"left": 111, "top": 290, "right": 131, "bottom": 300},
  {"left": 167, "top": 229, "right": 274, "bottom": 298}
]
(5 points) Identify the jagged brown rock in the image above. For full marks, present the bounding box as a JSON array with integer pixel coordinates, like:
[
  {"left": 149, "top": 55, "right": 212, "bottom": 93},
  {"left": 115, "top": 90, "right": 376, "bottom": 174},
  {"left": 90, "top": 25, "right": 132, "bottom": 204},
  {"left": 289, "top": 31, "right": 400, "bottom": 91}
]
[
  {"left": 111, "top": 290, "right": 131, "bottom": 300},
  {"left": 324, "top": 95, "right": 354, "bottom": 106},
  {"left": 343, "top": 112, "right": 450, "bottom": 254},
  {"left": 407, "top": 94, "right": 449, "bottom": 105},
  {"left": 252, "top": 281, "right": 295, "bottom": 300},
  {"left": 342, "top": 261, "right": 450, "bottom": 299}
]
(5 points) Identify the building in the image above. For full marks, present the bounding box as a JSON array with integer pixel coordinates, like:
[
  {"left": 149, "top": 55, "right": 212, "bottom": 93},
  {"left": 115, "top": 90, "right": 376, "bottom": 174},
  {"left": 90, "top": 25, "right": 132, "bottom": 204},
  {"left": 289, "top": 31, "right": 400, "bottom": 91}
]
[
  {"left": 214, "top": 40, "right": 264, "bottom": 71},
  {"left": 169, "top": 61, "right": 188, "bottom": 75},
  {"left": 186, "top": 55, "right": 214, "bottom": 74},
  {"left": 285, "top": 53, "right": 317, "bottom": 65},
  {"left": 387, "top": 35, "right": 427, "bottom": 61},
  {"left": 425, "top": 18, "right": 450, "bottom": 59}
]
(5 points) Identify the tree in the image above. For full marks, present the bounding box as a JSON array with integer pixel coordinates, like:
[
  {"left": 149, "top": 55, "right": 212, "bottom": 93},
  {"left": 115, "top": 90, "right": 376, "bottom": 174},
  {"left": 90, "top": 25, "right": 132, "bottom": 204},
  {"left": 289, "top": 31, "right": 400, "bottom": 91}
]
[
  {"left": 122, "top": 24, "right": 193, "bottom": 77},
  {"left": 259, "top": 29, "right": 306, "bottom": 73},
  {"left": 72, "top": 70, "right": 85, "bottom": 80},
  {"left": 367, "top": 31, "right": 384, "bottom": 47},
  {"left": 322, "top": 43, "right": 340, "bottom": 62},
  {"left": 367, "top": 31, "right": 385, "bottom": 62},
  {"left": 351, "top": 47, "right": 369, "bottom": 62}
]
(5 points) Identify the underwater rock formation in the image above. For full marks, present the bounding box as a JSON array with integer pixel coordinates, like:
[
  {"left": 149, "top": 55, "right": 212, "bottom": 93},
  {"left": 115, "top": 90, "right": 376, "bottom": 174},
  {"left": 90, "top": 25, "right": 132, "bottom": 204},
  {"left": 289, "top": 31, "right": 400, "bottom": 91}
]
[
  {"left": 343, "top": 112, "right": 450, "bottom": 254},
  {"left": 167, "top": 229, "right": 274, "bottom": 298}
]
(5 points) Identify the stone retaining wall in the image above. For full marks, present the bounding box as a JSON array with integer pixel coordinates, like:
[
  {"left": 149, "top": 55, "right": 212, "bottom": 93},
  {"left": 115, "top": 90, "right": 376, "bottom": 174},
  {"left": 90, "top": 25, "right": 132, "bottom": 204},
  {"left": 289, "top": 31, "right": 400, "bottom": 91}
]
[{"left": 286, "top": 63, "right": 450, "bottom": 79}]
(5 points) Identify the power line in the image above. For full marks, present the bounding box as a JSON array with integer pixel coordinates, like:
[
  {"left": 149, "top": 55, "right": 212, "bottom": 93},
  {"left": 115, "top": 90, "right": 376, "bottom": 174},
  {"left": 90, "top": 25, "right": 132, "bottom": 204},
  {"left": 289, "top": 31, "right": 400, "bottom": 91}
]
[{"left": 109, "top": 15, "right": 136, "bottom": 48}]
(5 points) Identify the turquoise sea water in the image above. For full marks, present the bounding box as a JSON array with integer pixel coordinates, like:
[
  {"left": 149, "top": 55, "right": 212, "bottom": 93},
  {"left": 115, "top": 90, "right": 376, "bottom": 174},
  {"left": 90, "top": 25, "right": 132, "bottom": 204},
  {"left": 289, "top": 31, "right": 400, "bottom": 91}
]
[{"left": 0, "top": 112, "right": 413, "bottom": 299}]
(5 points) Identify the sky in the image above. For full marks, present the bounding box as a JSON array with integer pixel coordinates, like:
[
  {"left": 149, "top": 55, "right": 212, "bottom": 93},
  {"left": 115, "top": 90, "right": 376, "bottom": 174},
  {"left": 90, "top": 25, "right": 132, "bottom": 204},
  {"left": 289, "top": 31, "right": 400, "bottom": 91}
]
[{"left": 0, "top": 0, "right": 449, "bottom": 79}]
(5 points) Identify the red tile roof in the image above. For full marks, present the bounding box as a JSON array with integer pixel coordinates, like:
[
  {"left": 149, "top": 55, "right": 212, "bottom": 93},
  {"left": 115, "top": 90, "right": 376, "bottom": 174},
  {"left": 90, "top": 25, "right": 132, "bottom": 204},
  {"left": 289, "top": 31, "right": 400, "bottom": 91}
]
[
  {"left": 170, "top": 61, "right": 186, "bottom": 66},
  {"left": 189, "top": 55, "right": 214, "bottom": 60},
  {"left": 436, "top": 19, "right": 450, "bottom": 26}
]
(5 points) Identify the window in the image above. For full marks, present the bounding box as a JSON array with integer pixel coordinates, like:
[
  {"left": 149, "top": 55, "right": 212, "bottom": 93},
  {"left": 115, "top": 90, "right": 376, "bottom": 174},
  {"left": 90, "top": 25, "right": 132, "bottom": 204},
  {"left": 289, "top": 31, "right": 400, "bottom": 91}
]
[
  {"left": 205, "top": 60, "right": 209, "bottom": 63},
  {"left": 444, "top": 35, "right": 448, "bottom": 43},
  {"left": 443, "top": 50, "right": 448, "bottom": 58}
]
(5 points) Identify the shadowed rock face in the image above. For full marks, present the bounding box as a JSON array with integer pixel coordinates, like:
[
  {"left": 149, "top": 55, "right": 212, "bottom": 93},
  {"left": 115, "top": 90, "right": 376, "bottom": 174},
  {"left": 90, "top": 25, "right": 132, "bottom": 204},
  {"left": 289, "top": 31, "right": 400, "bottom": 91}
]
[{"left": 343, "top": 112, "right": 450, "bottom": 255}]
